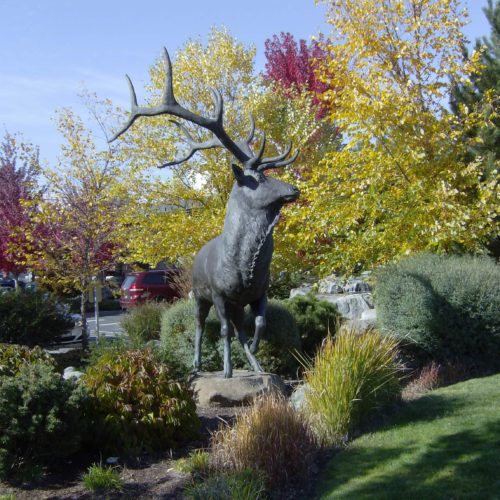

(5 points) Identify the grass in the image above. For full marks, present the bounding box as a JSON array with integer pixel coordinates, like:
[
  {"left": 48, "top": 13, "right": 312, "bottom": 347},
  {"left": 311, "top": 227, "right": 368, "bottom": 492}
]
[
  {"left": 82, "top": 463, "right": 123, "bottom": 492},
  {"left": 174, "top": 449, "right": 210, "bottom": 477},
  {"left": 184, "top": 469, "right": 266, "bottom": 500},
  {"left": 317, "top": 373, "right": 500, "bottom": 499},
  {"left": 301, "top": 326, "right": 402, "bottom": 446},
  {"left": 211, "top": 393, "right": 316, "bottom": 488}
]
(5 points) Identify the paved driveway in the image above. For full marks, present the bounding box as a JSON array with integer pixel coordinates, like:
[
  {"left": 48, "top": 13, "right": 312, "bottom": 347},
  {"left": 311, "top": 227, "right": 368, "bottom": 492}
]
[
  {"left": 65, "top": 310, "right": 126, "bottom": 345},
  {"left": 86, "top": 310, "right": 125, "bottom": 339}
]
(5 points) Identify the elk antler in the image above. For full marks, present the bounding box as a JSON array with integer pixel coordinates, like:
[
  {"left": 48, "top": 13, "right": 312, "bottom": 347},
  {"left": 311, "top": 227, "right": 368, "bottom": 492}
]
[{"left": 110, "top": 47, "right": 298, "bottom": 170}]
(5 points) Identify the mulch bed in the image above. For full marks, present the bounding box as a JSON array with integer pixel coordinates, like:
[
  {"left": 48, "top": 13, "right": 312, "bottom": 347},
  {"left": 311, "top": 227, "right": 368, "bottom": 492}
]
[{"left": 0, "top": 407, "right": 244, "bottom": 500}]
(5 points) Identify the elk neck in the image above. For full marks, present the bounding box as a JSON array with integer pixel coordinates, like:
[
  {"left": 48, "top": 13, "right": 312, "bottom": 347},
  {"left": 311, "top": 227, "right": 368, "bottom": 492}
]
[{"left": 221, "top": 197, "right": 281, "bottom": 287}]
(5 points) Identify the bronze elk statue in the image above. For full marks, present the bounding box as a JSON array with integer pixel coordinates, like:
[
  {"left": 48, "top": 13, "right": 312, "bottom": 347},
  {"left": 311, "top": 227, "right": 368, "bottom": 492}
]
[{"left": 111, "top": 48, "right": 300, "bottom": 378}]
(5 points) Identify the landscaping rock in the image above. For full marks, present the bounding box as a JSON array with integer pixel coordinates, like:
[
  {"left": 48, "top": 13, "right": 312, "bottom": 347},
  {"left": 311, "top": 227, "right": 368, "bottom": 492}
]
[
  {"left": 290, "top": 285, "right": 313, "bottom": 298},
  {"left": 315, "top": 293, "right": 374, "bottom": 320},
  {"left": 63, "top": 366, "right": 83, "bottom": 380},
  {"left": 318, "top": 274, "right": 344, "bottom": 294},
  {"left": 291, "top": 383, "right": 310, "bottom": 411},
  {"left": 343, "top": 278, "right": 371, "bottom": 293},
  {"left": 190, "top": 370, "right": 286, "bottom": 407}
]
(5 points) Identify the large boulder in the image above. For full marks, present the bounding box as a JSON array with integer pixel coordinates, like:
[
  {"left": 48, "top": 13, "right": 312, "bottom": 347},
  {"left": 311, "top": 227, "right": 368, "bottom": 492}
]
[
  {"left": 190, "top": 370, "right": 286, "bottom": 407},
  {"left": 315, "top": 293, "right": 373, "bottom": 320},
  {"left": 318, "top": 274, "right": 344, "bottom": 294}
]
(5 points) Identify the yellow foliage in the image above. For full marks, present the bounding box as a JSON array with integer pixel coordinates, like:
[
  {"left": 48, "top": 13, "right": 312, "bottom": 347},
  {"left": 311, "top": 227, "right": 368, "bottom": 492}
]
[
  {"left": 292, "top": 0, "right": 500, "bottom": 274},
  {"left": 112, "top": 28, "right": 329, "bottom": 269}
]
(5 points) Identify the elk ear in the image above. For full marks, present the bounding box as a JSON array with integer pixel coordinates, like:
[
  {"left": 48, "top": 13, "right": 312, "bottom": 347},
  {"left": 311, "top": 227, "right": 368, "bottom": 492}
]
[{"left": 231, "top": 163, "right": 245, "bottom": 184}]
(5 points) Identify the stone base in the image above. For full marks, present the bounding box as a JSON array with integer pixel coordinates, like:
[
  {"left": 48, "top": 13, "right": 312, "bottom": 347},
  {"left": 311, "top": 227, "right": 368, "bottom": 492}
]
[{"left": 189, "top": 370, "right": 286, "bottom": 407}]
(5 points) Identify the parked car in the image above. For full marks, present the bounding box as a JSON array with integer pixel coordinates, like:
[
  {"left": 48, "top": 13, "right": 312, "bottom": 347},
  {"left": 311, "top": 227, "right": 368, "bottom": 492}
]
[{"left": 119, "top": 269, "right": 181, "bottom": 309}]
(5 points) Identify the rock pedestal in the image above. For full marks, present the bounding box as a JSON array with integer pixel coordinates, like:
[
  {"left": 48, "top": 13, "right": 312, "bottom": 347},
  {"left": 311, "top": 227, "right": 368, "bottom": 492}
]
[{"left": 190, "top": 370, "right": 286, "bottom": 407}]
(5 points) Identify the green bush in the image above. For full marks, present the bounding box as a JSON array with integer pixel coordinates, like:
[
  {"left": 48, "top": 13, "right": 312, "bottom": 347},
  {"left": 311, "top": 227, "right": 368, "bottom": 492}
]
[
  {"left": 160, "top": 299, "right": 222, "bottom": 377},
  {"left": 285, "top": 293, "right": 340, "bottom": 356},
  {"left": 84, "top": 336, "right": 131, "bottom": 368},
  {"left": 82, "top": 348, "right": 199, "bottom": 453},
  {"left": 302, "top": 325, "right": 401, "bottom": 446},
  {"left": 0, "top": 362, "right": 88, "bottom": 481},
  {"left": 160, "top": 299, "right": 301, "bottom": 378},
  {"left": 375, "top": 253, "right": 500, "bottom": 368},
  {"left": 0, "top": 343, "right": 55, "bottom": 377},
  {"left": 268, "top": 270, "right": 307, "bottom": 299},
  {"left": 0, "top": 290, "right": 73, "bottom": 346},
  {"left": 121, "top": 301, "right": 169, "bottom": 346}
]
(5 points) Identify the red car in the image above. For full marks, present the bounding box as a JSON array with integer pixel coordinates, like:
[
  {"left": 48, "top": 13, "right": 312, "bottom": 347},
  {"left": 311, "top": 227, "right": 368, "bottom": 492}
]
[{"left": 119, "top": 269, "right": 181, "bottom": 309}]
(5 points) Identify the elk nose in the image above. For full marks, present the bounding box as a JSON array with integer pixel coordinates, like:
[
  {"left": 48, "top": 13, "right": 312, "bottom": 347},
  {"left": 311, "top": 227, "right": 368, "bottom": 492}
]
[{"left": 284, "top": 186, "right": 300, "bottom": 202}]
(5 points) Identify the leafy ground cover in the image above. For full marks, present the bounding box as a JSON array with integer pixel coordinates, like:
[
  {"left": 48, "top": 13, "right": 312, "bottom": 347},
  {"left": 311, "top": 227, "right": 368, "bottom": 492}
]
[{"left": 316, "top": 374, "right": 500, "bottom": 499}]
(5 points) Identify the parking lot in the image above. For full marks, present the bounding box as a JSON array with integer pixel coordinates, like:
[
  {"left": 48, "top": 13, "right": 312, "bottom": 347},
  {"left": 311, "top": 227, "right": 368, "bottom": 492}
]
[{"left": 67, "top": 310, "right": 126, "bottom": 344}]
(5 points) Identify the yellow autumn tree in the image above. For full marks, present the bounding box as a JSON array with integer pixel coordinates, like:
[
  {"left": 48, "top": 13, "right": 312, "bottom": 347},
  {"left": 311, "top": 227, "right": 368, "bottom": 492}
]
[
  {"left": 25, "top": 109, "right": 126, "bottom": 348},
  {"left": 288, "top": 0, "right": 499, "bottom": 274},
  {"left": 112, "top": 28, "right": 329, "bottom": 270}
]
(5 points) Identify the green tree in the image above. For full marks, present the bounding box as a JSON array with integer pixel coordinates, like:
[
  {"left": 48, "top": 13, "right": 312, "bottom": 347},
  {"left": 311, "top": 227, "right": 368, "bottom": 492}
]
[
  {"left": 451, "top": 0, "right": 500, "bottom": 256},
  {"left": 451, "top": 0, "right": 500, "bottom": 171}
]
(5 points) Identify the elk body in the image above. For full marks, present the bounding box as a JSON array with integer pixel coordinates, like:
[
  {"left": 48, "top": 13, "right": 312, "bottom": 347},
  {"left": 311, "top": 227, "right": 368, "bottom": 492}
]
[{"left": 111, "top": 49, "right": 299, "bottom": 378}]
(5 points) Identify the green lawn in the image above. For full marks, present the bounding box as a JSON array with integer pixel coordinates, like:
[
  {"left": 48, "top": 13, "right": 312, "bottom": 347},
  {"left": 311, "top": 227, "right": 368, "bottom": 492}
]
[{"left": 317, "top": 374, "right": 500, "bottom": 499}]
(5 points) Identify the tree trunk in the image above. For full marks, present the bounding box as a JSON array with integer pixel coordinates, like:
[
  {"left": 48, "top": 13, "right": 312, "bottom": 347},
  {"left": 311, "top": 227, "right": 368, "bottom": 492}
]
[{"left": 80, "top": 291, "right": 89, "bottom": 351}]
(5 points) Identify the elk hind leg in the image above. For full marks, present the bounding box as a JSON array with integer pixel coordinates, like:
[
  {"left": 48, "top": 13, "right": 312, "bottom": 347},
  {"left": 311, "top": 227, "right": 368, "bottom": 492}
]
[
  {"left": 194, "top": 298, "right": 211, "bottom": 373},
  {"left": 213, "top": 296, "right": 234, "bottom": 378}
]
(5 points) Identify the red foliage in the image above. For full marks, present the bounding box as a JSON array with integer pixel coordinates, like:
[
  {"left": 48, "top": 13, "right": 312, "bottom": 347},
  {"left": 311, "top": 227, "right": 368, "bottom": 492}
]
[
  {"left": 264, "top": 32, "right": 332, "bottom": 119},
  {"left": 0, "top": 133, "right": 41, "bottom": 274}
]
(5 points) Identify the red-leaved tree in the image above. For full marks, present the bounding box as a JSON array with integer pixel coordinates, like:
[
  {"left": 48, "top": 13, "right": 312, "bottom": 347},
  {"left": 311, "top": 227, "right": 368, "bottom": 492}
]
[
  {"left": 264, "top": 32, "right": 332, "bottom": 119},
  {"left": 0, "top": 132, "right": 42, "bottom": 283}
]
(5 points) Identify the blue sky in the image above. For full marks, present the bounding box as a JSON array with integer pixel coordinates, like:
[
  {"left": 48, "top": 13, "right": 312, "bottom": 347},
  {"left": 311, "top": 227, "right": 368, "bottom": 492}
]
[{"left": 0, "top": 0, "right": 493, "bottom": 167}]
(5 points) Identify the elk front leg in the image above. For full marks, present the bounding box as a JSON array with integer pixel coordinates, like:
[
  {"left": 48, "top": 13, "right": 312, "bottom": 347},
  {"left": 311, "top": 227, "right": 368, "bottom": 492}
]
[
  {"left": 232, "top": 306, "right": 264, "bottom": 373},
  {"left": 250, "top": 295, "right": 267, "bottom": 354},
  {"left": 213, "top": 295, "right": 233, "bottom": 378},
  {"left": 194, "top": 298, "right": 211, "bottom": 373}
]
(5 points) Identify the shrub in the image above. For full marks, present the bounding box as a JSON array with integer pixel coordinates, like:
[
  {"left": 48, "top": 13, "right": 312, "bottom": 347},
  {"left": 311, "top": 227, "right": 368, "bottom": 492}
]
[
  {"left": 0, "top": 362, "right": 88, "bottom": 481},
  {"left": 0, "top": 290, "right": 73, "bottom": 346},
  {"left": 375, "top": 253, "right": 500, "bottom": 369},
  {"left": 160, "top": 299, "right": 301, "bottom": 377},
  {"left": 82, "top": 463, "right": 123, "bottom": 492},
  {"left": 121, "top": 301, "right": 169, "bottom": 346},
  {"left": 302, "top": 325, "right": 402, "bottom": 446},
  {"left": 82, "top": 348, "right": 199, "bottom": 453},
  {"left": 285, "top": 293, "right": 340, "bottom": 356},
  {"left": 268, "top": 270, "right": 307, "bottom": 299},
  {"left": 160, "top": 299, "right": 222, "bottom": 377},
  {"left": 0, "top": 343, "right": 54, "bottom": 377},
  {"left": 84, "top": 336, "right": 131, "bottom": 368},
  {"left": 185, "top": 469, "right": 267, "bottom": 500},
  {"left": 210, "top": 393, "right": 316, "bottom": 488}
]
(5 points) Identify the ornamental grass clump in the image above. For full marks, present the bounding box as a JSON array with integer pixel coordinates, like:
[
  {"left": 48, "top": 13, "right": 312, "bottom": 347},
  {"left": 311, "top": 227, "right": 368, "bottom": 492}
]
[
  {"left": 302, "top": 325, "right": 402, "bottom": 446},
  {"left": 210, "top": 393, "right": 316, "bottom": 488}
]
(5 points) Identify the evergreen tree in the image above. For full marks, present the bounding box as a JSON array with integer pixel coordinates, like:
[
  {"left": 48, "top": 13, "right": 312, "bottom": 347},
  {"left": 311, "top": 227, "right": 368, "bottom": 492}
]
[{"left": 451, "top": 0, "right": 500, "bottom": 172}]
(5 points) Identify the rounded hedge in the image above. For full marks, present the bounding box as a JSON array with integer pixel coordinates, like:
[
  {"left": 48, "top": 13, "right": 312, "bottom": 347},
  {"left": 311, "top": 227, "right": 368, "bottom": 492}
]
[
  {"left": 0, "top": 362, "right": 88, "bottom": 481},
  {"left": 160, "top": 298, "right": 301, "bottom": 377},
  {"left": 375, "top": 253, "right": 500, "bottom": 369}
]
